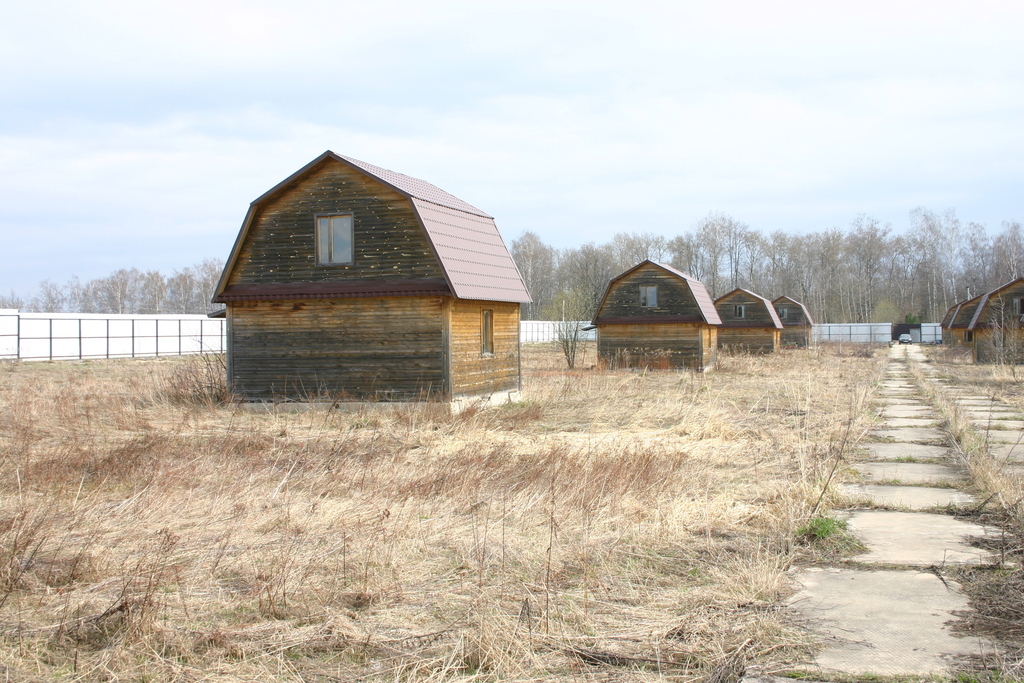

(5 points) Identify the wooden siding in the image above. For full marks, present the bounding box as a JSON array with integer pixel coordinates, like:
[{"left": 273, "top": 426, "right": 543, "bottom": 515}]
[
  {"left": 598, "top": 263, "right": 705, "bottom": 319},
  {"left": 228, "top": 298, "right": 445, "bottom": 401},
  {"left": 780, "top": 326, "right": 811, "bottom": 348},
  {"left": 449, "top": 299, "right": 520, "bottom": 396},
  {"left": 775, "top": 304, "right": 809, "bottom": 326},
  {"left": 715, "top": 291, "right": 777, "bottom": 327},
  {"left": 718, "top": 327, "right": 781, "bottom": 353},
  {"left": 597, "top": 323, "right": 715, "bottom": 370},
  {"left": 228, "top": 159, "right": 444, "bottom": 286}
]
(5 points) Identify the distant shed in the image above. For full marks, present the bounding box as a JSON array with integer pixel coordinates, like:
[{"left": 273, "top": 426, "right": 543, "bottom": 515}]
[
  {"left": 590, "top": 261, "right": 721, "bottom": 370},
  {"left": 714, "top": 289, "right": 783, "bottom": 353},
  {"left": 212, "top": 151, "right": 531, "bottom": 404},
  {"left": 942, "top": 294, "right": 984, "bottom": 346},
  {"left": 771, "top": 296, "right": 814, "bottom": 348}
]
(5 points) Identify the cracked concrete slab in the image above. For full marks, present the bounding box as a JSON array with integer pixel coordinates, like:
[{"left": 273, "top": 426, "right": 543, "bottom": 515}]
[
  {"left": 870, "top": 428, "right": 947, "bottom": 443},
  {"left": 989, "top": 443, "right": 1024, "bottom": 461},
  {"left": 841, "top": 484, "right": 975, "bottom": 509},
  {"left": 854, "top": 462, "right": 964, "bottom": 484},
  {"left": 965, "top": 409, "right": 1021, "bottom": 419},
  {"left": 787, "top": 568, "right": 986, "bottom": 676},
  {"left": 874, "top": 397, "right": 927, "bottom": 406},
  {"left": 880, "top": 406, "right": 937, "bottom": 418},
  {"left": 858, "top": 442, "right": 949, "bottom": 460},
  {"left": 973, "top": 419, "right": 1024, "bottom": 430},
  {"left": 846, "top": 510, "right": 998, "bottom": 565},
  {"left": 980, "top": 430, "right": 1024, "bottom": 443},
  {"left": 881, "top": 418, "right": 940, "bottom": 428}
]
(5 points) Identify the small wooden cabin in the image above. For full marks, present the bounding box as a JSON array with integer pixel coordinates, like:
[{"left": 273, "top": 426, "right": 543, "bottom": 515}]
[
  {"left": 954, "top": 278, "right": 1024, "bottom": 363},
  {"left": 212, "top": 151, "right": 531, "bottom": 404},
  {"left": 714, "top": 289, "right": 783, "bottom": 353},
  {"left": 591, "top": 261, "right": 721, "bottom": 370},
  {"left": 772, "top": 296, "right": 814, "bottom": 348},
  {"left": 941, "top": 296, "right": 982, "bottom": 346}
]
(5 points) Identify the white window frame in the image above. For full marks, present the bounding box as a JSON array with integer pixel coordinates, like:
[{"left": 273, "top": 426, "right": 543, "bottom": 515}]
[
  {"left": 640, "top": 286, "right": 658, "bottom": 308},
  {"left": 481, "top": 309, "right": 494, "bottom": 356},
  {"left": 316, "top": 214, "right": 354, "bottom": 265},
  {"left": 735, "top": 304, "right": 745, "bottom": 319},
  {"left": 778, "top": 307, "right": 788, "bottom": 319}
]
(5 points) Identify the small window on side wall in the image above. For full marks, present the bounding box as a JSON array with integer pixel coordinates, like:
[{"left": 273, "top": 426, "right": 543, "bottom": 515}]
[
  {"left": 640, "top": 286, "right": 657, "bottom": 307},
  {"left": 965, "top": 330, "right": 974, "bottom": 342},
  {"left": 316, "top": 214, "right": 353, "bottom": 265},
  {"left": 735, "top": 304, "right": 745, "bottom": 319},
  {"left": 482, "top": 309, "right": 494, "bottom": 356}
]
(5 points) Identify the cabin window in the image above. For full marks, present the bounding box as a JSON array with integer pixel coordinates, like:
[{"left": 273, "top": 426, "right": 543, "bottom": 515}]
[
  {"left": 965, "top": 330, "right": 974, "bottom": 342},
  {"left": 1015, "top": 298, "right": 1024, "bottom": 315},
  {"left": 640, "top": 286, "right": 658, "bottom": 307},
  {"left": 481, "top": 309, "right": 494, "bottom": 356},
  {"left": 734, "top": 304, "right": 745, "bottom": 319},
  {"left": 316, "top": 214, "right": 354, "bottom": 265},
  {"left": 778, "top": 307, "right": 788, "bottom": 319}
]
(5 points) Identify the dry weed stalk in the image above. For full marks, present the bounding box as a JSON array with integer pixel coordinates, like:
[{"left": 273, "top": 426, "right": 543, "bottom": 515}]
[{"left": 0, "top": 344, "right": 883, "bottom": 680}]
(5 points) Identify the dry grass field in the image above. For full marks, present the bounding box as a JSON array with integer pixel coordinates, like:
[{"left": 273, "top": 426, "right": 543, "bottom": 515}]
[{"left": 0, "top": 343, "right": 886, "bottom": 681}]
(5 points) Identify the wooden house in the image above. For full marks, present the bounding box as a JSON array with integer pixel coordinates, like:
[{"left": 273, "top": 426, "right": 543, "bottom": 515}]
[
  {"left": 713, "top": 289, "right": 783, "bottom": 353},
  {"left": 940, "top": 296, "right": 982, "bottom": 346},
  {"left": 212, "top": 151, "right": 531, "bottom": 404},
  {"left": 590, "top": 261, "right": 721, "bottom": 370},
  {"left": 771, "top": 296, "right": 814, "bottom": 348},
  {"left": 951, "top": 279, "right": 1024, "bottom": 363}
]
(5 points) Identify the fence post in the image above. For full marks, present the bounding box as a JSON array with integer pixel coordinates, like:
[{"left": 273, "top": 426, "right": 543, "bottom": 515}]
[
  {"left": 131, "top": 319, "right": 135, "bottom": 358},
  {"left": 16, "top": 313, "right": 20, "bottom": 360},
  {"left": 155, "top": 320, "right": 160, "bottom": 357},
  {"left": 78, "top": 319, "right": 82, "bottom": 360},
  {"left": 49, "top": 318, "right": 53, "bottom": 361},
  {"left": 178, "top": 318, "right": 182, "bottom": 355},
  {"left": 106, "top": 319, "right": 110, "bottom": 359}
]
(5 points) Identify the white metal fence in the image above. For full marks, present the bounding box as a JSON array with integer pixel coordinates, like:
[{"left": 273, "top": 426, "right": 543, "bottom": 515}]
[
  {"left": 520, "top": 320, "right": 596, "bottom": 343},
  {"left": 812, "top": 323, "right": 942, "bottom": 343},
  {"left": 0, "top": 310, "right": 226, "bottom": 361},
  {"left": 1, "top": 311, "right": 943, "bottom": 362}
]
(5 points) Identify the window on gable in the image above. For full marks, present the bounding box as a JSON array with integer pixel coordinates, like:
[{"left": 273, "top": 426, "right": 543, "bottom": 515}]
[
  {"left": 735, "top": 304, "right": 745, "bottom": 319},
  {"left": 482, "top": 309, "right": 494, "bottom": 356},
  {"left": 640, "top": 286, "right": 658, "bottom": 307},
  {"left": 779, "top": 307, "right": 788, "bottom": 319},
  {"left": 316, "top": 214, "right": 354, "bottom": 265},
  {"left": 1015, "top": 298, "right": 1024, "bottom": 316}
]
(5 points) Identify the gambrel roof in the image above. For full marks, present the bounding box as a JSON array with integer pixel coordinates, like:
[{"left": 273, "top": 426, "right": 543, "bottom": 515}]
[
  {"left": 214, "top": 151, "right": 530, "bottom": 304},
  {"left": 591, "top": 261, "right": 721, "bottom": 325},
  {"left": 966, "top": 278, "right": 1024, "bottom": 330},
  {"left": 772, "top": 296, "right": 814, "bottom": 326},
  {"left": 714, "top": 288, "right": 783, "bottom": 328}
]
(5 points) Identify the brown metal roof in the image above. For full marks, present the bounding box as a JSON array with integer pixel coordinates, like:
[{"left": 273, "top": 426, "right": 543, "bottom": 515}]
[
  {"left": 592, "top": 261, "right": 721, "bottom": 325},
  {"left": 949, "top": 294, "right": 984, "bottom": 329},
  {"left": 772, "top": 296, "right": 814, "bottom": 326},
  {"left": 214, "top": 151, "right": 530, "bottom": 304},
  {"left": 940, "top": 302, "right": 961, "bottom": 328},
  {"left": 715, "top": 288, "right": 784, "bottom": 329},
  {"left": 967, "top": 277, "right": 1024, "bottom": 330}
]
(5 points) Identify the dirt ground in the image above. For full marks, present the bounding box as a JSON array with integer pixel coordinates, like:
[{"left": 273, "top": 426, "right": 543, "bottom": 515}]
[{"left": 0, "top": 343, "right": 890, "bottom": 681}]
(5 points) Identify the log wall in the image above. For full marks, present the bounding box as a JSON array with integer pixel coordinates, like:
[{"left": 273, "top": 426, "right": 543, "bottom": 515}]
[
  {"left": 780, "top": 326, "right": 811, "bottom": 348},
  {"left": 597, "top": 323, "right": 715, "bottom": 370},
  {"left": 599, "top": 263, "right": 703, "bottom": 319},
  {"left": 228, "top": 298, "right": 445, "bottom": 401},
  {"left": 718, "top": 327, "right": 781, "bottom": 353},
  {"left": 228, "top": 159, "right": 443, "bottom": 286}
]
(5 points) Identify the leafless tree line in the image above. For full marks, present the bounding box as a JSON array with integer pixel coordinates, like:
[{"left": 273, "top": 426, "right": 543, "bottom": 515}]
[
  {"left": 512, "top": 208, "right": 1024, "bottom": 324},
  {"left": 0, "top": 259, "right": 225, "bottom": 315}
]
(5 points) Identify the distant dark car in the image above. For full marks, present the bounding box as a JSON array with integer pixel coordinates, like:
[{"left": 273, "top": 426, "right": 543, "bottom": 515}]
[{"left": 898, "top": 333, "right": 913, "bottom": 344}]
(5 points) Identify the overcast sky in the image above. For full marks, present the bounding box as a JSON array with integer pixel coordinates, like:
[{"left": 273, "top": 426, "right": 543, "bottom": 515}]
[{"left": 2, "top": 0, "right": 1022, "bottom": 294}]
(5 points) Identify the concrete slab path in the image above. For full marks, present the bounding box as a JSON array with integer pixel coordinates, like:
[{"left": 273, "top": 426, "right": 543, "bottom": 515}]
[
  {"left": 854, "top": 461, "right": 965, "bottom": 484},
  {"left": 841, "top": 484, "right": 975, "bottom": 509},
  {"left": 788, "top": 568, "right": 984, "bottom": 675}
]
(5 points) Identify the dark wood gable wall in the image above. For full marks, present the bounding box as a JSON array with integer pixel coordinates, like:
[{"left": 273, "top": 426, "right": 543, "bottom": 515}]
[
  {"left": 228, "top": 159, "right": 444, "bottom": 286},
  {"left": 598, "top": 263, "right": 703, "bottom": 320}
]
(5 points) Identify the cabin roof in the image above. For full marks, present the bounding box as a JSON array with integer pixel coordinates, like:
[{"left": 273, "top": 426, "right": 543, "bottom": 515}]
[
  {"left": 714, "top": 288, "right": 784, "bottom": 329},
  {"left": 214, "top": 151, "right": 530, "bottom": 304},
  {"left": 967, "top": 277, "right": 1024, "bottom": 330},
  {"left": 592, "top": 260, "right": 721, "bottom": 325},
  {"left": 771, "top": 295, "right": 814, "bottom": 326}
]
